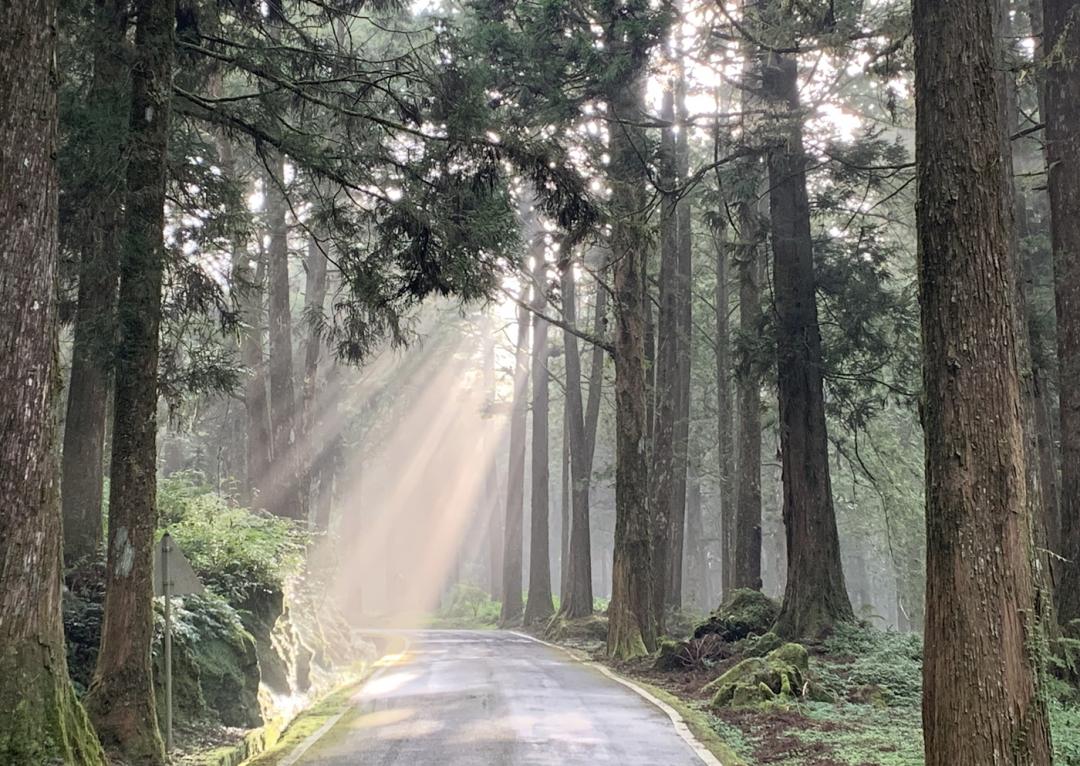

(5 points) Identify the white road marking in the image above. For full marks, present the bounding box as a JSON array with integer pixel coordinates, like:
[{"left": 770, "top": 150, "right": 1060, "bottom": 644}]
[{"left": 509, "top": 630, "right": 724, "bottom": 766}]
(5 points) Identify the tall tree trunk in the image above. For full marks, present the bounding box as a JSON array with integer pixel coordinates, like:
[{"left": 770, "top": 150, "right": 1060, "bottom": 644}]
[
  {"left": 524, "top": 253, "right": 555, "bottom": 625},
  {"left": 84, "top": 0, "right": 175, "bottom": 761},
  {"left": 61, "top": 0, "right": 130, "bottom": 566},
  {"left": 650, "top": 84, "right": 679, "bottom": 629},
  {"left": 584, "top": 255, "right": 608, "bottom": 461},
  {"left": 559, "top": 257, "right": 595, "bottom": 618},
  {"left": 265, "top": 158, "right": 302, "bottom": 520},
  {"left": 668, "top": 68, "right": 693, "bottom": 610},
  {"left": 914, "top": 0, "right": 1054, "bottom": 761},
  {"left": 499, "top": 292, "right": 531, "bottom": 626},
  {"left": 0, "top": 1, "right": 106, "bottom": 759},
  {"left": 684, "top": 462, "right": 707, "bottom": 610},
  {"left": 733, "top": 206, "right": 763, "bottom": 591},
  {"left": 764, "top": 51, "right": 854, "bottom": 640},
  {"left": 242, "top": 250, "right": 272, "bottom": 510},
  {"left": 560, "top": 415, "right": 570, "bottom": 600},
  {"left": 1046, "top": 0, "right": 1080, "bottom": 626},
  {"left": 311, "top": 362, "right": 343, "bottom": 533},
  {"left": 299, "top": 236, "right": 329, "bottom": 523},
  {"left": 714, "top": 225, "right": 736, "bottom": 597},
  {"left": 605, "top": 31, "right": 656, "bottom": 659}
]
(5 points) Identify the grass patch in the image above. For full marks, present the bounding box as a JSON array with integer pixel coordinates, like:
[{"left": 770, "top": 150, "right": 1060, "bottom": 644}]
[{"left": 621, "top": 677, "right": 748, "bottom": 766}]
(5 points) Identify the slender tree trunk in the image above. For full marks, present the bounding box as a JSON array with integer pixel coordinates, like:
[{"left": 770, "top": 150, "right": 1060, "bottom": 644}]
[
  {"left": 1045, "top": 0, "right": 1080, "bottom": 625},
  {"left": 714, "top": 225, "right": 737, "bottom": 597},
  {"left": 668, "top": 68, "right": 693, "bottom": 610},
  {"left": 560, "top": 415, "right": 570, "bottom": 601},
  {"left": 605, "top": 35, "right": 656, "bottom": 658},
  {"left": 242, "top": 250, "right": 272, "bottom": 510},
  {"left": 584, "top": 257, "right": 607, "bottom": 461},
  {"left": 524, "top": 253, "right": 555, "bottom": 625},
  {"left": 650, "top": 85, "right": 679, "bottom": 629},
  {"left": 733, "top": 207, "right": 763, "bottom": 591},
  {"left": 265, "top": 158, "right": 303, "bottom": 520},
  {"left": 84, "top": 1, "right": 175, "bottom": 761},
  {"left": 684, "top": 462, "right": 707, "bottom": 610},
  {"left": 763, "top": 51, "right": 854, "bottom": 639},
  {"left": 914, "top": 0, "right": 1053, "bottom": 760},
  {"left": 559, "top": 257, "right": 595, "bottom": 618},
  {"left": 0, "top": 2, "right": 106, "bottom": 759},
  {"left": 299, "top": 236, "right": 329, "bottom": 523},
  {"left": 500, "top": 293, "right": 531, "bottom": 626},
  {"left": 61, "top": 0, "right": 130, "bottom": 565}
]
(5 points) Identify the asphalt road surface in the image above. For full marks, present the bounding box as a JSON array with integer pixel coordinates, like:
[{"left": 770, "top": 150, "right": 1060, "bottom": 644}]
[{"left": 292, "top": 629, "right": 713, "bottom": 765}]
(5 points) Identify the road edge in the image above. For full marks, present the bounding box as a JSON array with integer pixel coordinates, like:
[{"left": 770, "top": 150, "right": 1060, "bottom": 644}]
[{"left": 509, "top": 630, "right": 729, "bottom": 766}]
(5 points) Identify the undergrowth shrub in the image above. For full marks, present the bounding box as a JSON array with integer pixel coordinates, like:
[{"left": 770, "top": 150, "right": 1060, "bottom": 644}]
[
  {"left": 159, "top": 472, "right": 308, "bottom": 604},
  {"left": 439, "top": 584, "right": 500, "bottom": 626},
  {"left": 819, "top": 623, "right": 923, "bottom": 706}
]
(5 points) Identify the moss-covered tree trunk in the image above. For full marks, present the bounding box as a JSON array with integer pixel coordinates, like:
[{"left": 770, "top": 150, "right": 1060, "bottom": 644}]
[
  {"left": 524, "top": 249, "right": 555, "bottom": 625},
  {"left": 764, "top": 51, "right": 854, "bottom": 640},
  {"left": 914, "top": 0, "right": 1053, "bottom": 761},
  {"left": 714, "top": 224, "right": 736, "bottom": 598},
  {"left": 83, "top": 0, "right": 174, "bottom": 761},
  {"left": 61, "top": 0, "right": 130, "bottom": 566},
  {"left": 1045, "top": 0, "right": 1080, "bottom": 626},
  {"left": 0, "top": 2, "right": 106, "bottom": 761},
  {"left": 605, "top": 14, "right": 656, "bottom": 658},
  {"left": 500, "top": 283, "right": 531, "bottom": 626}
]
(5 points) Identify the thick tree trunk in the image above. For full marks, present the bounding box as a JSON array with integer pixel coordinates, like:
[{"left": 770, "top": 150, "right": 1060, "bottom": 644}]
[
  {"left": 1046, "top": 0, "right": 1080, "bottom": 626},
  {"left": 914, "top": 0, "right": 1054, "bottom": 761},
  {"left": 733, "top": 207, "right": 763, "bottom": 591},
  {"left": 83, "top": 0, "right": 175, "bottom": 761},
  {"left": 605, "top": 38, "right": 656, "bottom": 658},
  {"left": 764, "top": 52, "right": 854, "bottom": 640},
  {"left": 668, "top": 70, "right": 693, "bottom": 610},
  {"left": 265, "top": 157, "right": 303, "bottom": 520},
  {"left": 61, "top": 0, "right": 130, "bottom": 566},
  {"left": 500, "top": 295, "right": 530, "bottom": 626},
  {"left": 650, "top": 85, "right": 679, "bottom": 629},
  {"left": 559, "top": 258, "right": 595, "bottom": 619},
  {"left": 524, "top": 253, "right": 555, "bottom": 625},
  {"left": 0, "top": 2, "right": 106, "bottom": 759}
]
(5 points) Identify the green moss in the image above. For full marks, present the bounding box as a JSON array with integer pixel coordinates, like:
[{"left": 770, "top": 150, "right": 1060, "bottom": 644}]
[
  {"left": 694, "top": 589, "right": 780, "bottom": 642},
  {"left": 0, "top": 641, "right": 106, "bottom": 766},
  {"left": 707, "top": 643, "right": 812, "bottom": 709}
]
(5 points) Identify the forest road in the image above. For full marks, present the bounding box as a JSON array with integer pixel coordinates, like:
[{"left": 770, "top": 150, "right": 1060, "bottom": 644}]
[{"left": 290, "top": 629, "right": 714, "bottom": 765}]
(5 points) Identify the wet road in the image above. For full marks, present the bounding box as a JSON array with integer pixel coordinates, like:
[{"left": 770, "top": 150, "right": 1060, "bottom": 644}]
[{"left": 293, "top": 629, "right": 715, "bottom": 765}]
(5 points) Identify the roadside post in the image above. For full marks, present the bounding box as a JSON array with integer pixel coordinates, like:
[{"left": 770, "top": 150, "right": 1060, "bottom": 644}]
[{"left": 154, "top": 533, "right": 204, "bottom": 752}]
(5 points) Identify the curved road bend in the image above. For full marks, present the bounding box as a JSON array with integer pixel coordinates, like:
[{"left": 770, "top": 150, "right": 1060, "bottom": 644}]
[{"left": 291, "top": 629, "right": 713, "bottom": 765}]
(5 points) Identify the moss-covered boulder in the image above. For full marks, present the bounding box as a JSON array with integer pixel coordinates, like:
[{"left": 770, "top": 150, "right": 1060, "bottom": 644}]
[
  {"left": 693, "top": 589, "right": 779, "bottom": 642},
  {"left": 742, "top": 631, "right": 784, "bottom": 657},
  {"left": 706, "top": 642, "right": 811, "bottom": 708},
  {"left": 654, "top": 638, "right": 689, "bottom": 671}
]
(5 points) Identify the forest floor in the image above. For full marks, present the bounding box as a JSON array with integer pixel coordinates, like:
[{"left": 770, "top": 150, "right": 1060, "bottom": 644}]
[{"left": 530, "top": 617, "right": 1080, "bottom": 766}]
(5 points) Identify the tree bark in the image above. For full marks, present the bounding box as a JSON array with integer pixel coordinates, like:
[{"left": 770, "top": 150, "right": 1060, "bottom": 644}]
[
  {"left": 733, "top": 206, "right": 763, "bottom": 591},
  {"left": 650, "top": 84, "right": 679, "bottom": 629},
  {"left": 61, "top": 0, "right": 130, "bottom": 566},
  {"left": 605, "top": 27, "right": 656, "bottom": 658},
  {"left": 299, "top": 235, "right": 330, "bottom": 523},
  {"left": 1045, "top": 0, "right": 1080, "bottom": 626},
  {"left": 524, "top": 251, "right": 555, "bottom": 625},
  {"left": 500, "top": 286, "right": 531, "bottom": 626},
  {"left": 265, "top": 157, "right": 303, "bottom": 520},
  {"left": 764, "top": 51, "right": 854, "bottom": 640},
  {"left": 915, "top": 0, "right": 1054, "bottom": 760},
  {"left": 83, "top": 0, "right": 175, "bottom": 761},
  {"left": 668, "top": 68, "right": 693, "bottom": 610},
  {"left": 559, "top": 257, "right": 596, "bottom": 619},
  {"left": 0, "top": 1, "right": 106, "bottom": 759}
]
